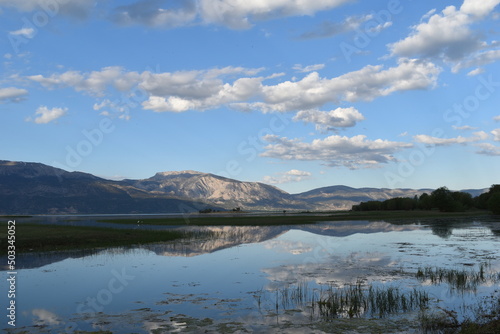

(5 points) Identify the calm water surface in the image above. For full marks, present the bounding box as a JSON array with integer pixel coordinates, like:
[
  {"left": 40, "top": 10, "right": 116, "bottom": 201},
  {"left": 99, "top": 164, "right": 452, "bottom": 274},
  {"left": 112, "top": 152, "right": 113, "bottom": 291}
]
[{"left": 2, "top": 217, "right": 500, "bottom": 333}]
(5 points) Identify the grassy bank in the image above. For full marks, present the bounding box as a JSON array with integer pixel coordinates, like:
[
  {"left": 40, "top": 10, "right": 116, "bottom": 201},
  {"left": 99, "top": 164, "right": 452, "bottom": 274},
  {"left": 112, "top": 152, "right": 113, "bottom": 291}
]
[
  {"left": 97, "top": 209, "right": 491, "bottom": 226},
  {"left": 0, "top": 224, "right": 188, "bottom": 255}
]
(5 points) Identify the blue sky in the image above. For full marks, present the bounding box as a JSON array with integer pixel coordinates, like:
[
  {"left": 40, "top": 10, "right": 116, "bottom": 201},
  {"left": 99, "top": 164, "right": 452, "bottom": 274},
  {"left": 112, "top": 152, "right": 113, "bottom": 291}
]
[{"left": 1, "top": 0, "right": 499, "bottom": 193}]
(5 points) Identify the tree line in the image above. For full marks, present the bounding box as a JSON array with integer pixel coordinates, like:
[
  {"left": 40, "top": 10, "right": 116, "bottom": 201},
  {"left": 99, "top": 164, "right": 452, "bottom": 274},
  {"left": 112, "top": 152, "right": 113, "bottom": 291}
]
[{"left": 352, "top": 185, "right": 500, "bottom": 214}]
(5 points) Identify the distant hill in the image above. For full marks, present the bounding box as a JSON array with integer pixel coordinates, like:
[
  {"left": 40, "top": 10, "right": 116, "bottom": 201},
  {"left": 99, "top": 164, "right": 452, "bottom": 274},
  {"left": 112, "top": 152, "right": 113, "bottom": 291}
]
[
  {"left": 294, "top": 185, "right": 435, "bottom": 211},
  {"left": 0, "top": 160, "right": 218, "bottom": 214},
  {"left": 0, "top": 160, "right": 489, "bottom": 214},
  {"left": 124, "top": 170, "right": 309, "bottom": 211}
]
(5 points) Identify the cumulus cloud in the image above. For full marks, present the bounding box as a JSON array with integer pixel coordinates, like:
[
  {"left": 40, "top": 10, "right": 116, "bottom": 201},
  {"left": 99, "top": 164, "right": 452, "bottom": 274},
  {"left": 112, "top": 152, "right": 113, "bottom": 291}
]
[
  {"left": 292, "top": 64, "right": 325, "bottom": 73},
  {"left": 263, "top": 169, "right": 312, "bottom": 184},
  {"left": 414, "top": 131, "right": 489, "bottom": 146},
  {"left": 452, "top": 125, "right": 478, "bottom": 130},
  {"left": 261, "top": 134, "right": 412, "bottom": 169},
  {"left": 9, "top": 27, "right": 35, "bottom": 38},
  {"left": 0, "top": 87, "right": 28, "bottom": 103},
  {"left": 27, "top": 66, "right": 135, "bottom": 96},
  {"left": 236, "top": 58, "right": 440, "bottom": 113},
  {"left": 390, "top": 0, "right": 500, "bottom": 70},
  {"left": 108, "top": 0, "right": 353, "bottom": 29},
  {"left": 27, "top": 60, "right": 439, "bottom": 114},
  {"left": 453, "top": 49, "right": 500, "bottom": 73},
  {"left": 26, "top": 106, "right": 67, "bottom": 124},
  {"left": 476, "top": 143, "right": 500, "bottom": 156},
  {"left": 492, "top": 128, "right": 500, "bottom": 141},
  {"left": 199, "top": 0, "right": 354, "bottom": 29},
  {"left": 141, "top": 70, "right": 265, "bottom": 112},
  {"left": 0, "top": 0, "right": 96, "bottom": 19},
  {"left": 494, "top": 115, "right": 500, "bottom": 122},
  {"left": 27, "top": 66, "right": 265, "bottom": 111},
  {"left": 467, "top": 68, "right": 485, "bottom": 76},
  {"left": 293, "top": 107, "right": 364, "bottom": 132}
]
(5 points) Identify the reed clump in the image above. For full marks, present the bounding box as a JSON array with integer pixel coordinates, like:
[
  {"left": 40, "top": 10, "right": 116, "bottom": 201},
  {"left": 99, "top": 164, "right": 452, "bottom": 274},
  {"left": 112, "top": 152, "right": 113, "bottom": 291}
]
[
  {"left": 415, "top": 264, "right": 499, "bottom": 293},
  {"left": 317, "top": 283, "right": 429, "bottom": 319}
]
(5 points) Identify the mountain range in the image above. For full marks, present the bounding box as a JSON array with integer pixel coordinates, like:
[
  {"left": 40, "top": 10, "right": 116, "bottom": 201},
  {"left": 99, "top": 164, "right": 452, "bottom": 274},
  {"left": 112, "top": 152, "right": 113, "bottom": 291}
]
[{"left": 0, "top": 160, "right": 487, "bottom": 214}]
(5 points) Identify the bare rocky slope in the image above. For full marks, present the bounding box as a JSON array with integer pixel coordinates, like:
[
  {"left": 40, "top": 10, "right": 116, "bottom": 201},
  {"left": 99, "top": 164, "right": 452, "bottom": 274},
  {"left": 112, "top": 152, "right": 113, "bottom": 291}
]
[{"left": 125, "top": 170, "right": 309, "bottom": 211}]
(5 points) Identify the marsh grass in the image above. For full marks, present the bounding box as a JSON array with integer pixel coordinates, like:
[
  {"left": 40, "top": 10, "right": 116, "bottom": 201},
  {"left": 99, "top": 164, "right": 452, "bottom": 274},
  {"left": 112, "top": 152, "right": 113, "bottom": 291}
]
[
  {"left": 415, "top": 264, "right": 500, "bottom": 293},
  {"left": 317, "top": 283, "right": 429, "bottom": 319},
  {"left": 260, "top": 281, "right": 429, "bottom": 320}
]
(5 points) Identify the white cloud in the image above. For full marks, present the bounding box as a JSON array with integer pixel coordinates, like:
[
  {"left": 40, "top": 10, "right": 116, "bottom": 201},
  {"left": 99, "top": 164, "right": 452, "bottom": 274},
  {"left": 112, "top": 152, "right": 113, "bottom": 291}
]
[
  {"left": 199, "top": 0, "right": 354, "bottom": 29},
  {"left": 27, "top": 60, "right": 440, "bottom": 114},
  {"left": 92, "top": 99, "right": 131, "bottom": 119},
  {"left": 494, "top": 115, "right": 500, "bottom": 122},
  {"left": 460, "top": 0, "right": 500, "bottom": 17},
  {"left": 467, "top": 68, "right": 485, "bottom": 76},
  {"left": 369, "top": 21, "right": 392, "bottom": 34},
  {"left": 237, "top": 58, "right": 441, "bottom": 113},
  {"left": 141, "top": 72, "right": 265, "bottom": 112},
  {"left": 292, "top": 64, "right": 325, "bottom": 73},
  {"left": 9, "top": 27, "right": 35, "bottom": 38},
  {"left": 452, "top": 125, "right": 478, "bottom": 130},
  {"left": 453, "top": 49, "right": 500, "bottom": 73},
  {"left": 142, "top": 96, "right": 195, "bottom": 113},
  {"left": 390, "top": 0, "right": 500, "bottom": 69},
  {"left": 261, "top": 134, "right": 412, "bottom": 169},
  {"left": 413, "top": 131, "right": 489, "bottom": 146},
  {"left": 263, "top": 169, "right": 312, "bottom": 184},
  {"left": 28, "top": 66, "right": 132, "bottom": 96},
  {"left": 293, "top": 107, "right": 364, "bottom": 131},
  {"left": 26, "top": 106, "right": 68, "bottom": 124},
  {"left": 0, "top": 0, "right": 96, "bottom": 19},
  {"left": 109, "top": 0, "right": 353, "bottom": 29},
  {"left": 492, "top": 128, "right": 500, "bottom": 141},
  {"left": 476, "top": 143, "right": 500, "bottom": 155},
  {"left": 0, "top": 87, "right": 28, "bottom": 103}
]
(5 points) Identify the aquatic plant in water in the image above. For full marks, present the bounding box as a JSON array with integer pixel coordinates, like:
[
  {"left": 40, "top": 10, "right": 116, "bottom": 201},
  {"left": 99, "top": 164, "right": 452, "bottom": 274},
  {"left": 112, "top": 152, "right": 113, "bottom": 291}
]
[
  {"left": 317, "top": 283, "right": 429, "bottom": 319},
  {"left": 415, "top": 264, "right": 499, "bottom": 293}
]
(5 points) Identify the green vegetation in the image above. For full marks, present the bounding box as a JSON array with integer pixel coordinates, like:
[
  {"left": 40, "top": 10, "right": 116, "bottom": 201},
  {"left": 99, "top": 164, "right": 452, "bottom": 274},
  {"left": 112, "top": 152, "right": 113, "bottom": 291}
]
[
  {"left": 353, "top": 184, "right": 500, "bottom": 214},
  {"left": 317, "top": 283, "right": 429, "bottom": 319},
  {"left": 260, "top": 281, "right": 429, "bottom": 319},
  {"left": 0, "top": 224, "right": 191, "bottom": 254},
  {"left": 415, "top": 265, "right": 500, "bottom": 292}
]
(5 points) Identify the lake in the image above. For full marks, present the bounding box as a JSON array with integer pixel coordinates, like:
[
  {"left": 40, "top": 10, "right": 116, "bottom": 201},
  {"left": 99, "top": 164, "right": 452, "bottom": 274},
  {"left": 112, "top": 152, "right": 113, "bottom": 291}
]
[{"left": 2, "top": 216, "right": 500, "bottom": 333}]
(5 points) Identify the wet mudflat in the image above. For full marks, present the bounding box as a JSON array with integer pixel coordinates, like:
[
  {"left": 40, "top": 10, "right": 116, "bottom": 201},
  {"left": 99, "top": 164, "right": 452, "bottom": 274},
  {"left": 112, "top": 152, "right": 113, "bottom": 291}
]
[{"left": 2, "top": 217, "right": 500, "bottom": 333}]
